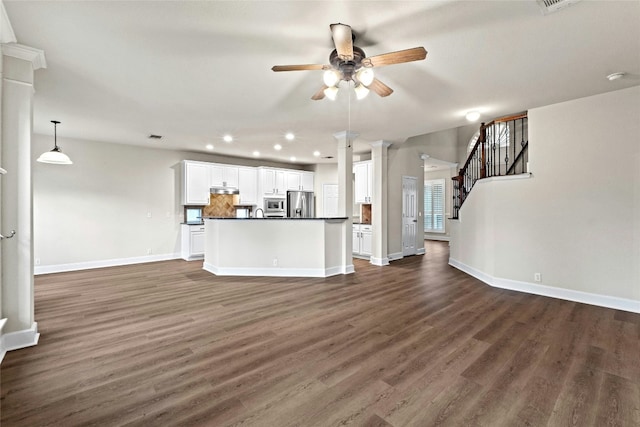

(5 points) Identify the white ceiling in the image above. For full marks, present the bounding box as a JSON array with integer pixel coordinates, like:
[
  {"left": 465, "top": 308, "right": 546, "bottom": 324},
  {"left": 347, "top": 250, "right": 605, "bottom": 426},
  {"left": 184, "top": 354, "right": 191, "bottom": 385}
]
[{"left": 4, "top": 0, "right": 640, "bottom": 165}]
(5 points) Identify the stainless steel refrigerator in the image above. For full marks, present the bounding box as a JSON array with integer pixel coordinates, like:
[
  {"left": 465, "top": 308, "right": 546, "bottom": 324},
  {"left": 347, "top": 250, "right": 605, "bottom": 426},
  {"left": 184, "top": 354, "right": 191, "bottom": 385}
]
[{"left": 287, "top": 191, "right": 315, "bottom": 218}]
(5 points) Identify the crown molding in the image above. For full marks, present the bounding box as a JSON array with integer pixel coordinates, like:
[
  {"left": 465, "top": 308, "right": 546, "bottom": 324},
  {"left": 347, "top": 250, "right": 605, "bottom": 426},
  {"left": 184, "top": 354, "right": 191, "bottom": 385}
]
[
  {"left": 2, "top": 43, "right": 47, "bottom": 70},
  {"left": 0, "top": 2, "right": 17, "bottom": 44}
]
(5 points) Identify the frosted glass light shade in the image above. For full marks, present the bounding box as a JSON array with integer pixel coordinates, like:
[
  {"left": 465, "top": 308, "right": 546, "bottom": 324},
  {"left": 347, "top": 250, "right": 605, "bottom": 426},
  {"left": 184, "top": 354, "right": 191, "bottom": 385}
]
[
  {"left": 356, "top": 68, "right": 374, "bottom": 86},
  {"left": 323, "top": 86, "right": 339, "bottom": 101},
  {"left": 354, "top": 84, "right": 370, "bottom": 100},
  {"left": 37, "top": 147, "right": 73, "bottom": 165},
  {"left": 323, "top": 70, "right": 340, "bottom": 87}
]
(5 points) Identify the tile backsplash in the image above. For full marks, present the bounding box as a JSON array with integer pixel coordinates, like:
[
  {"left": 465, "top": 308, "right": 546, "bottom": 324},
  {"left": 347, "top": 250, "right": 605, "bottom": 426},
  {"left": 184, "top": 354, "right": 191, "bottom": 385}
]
[{"left": 203, "top": 194, "right": 239, "bottom": 217}]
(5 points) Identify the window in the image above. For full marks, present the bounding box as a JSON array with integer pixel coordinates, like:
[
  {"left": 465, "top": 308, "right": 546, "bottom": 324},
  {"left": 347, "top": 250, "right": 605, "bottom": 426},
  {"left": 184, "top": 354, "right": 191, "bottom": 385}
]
[
  {"left": 424, "top": 179, "right": 445, "bottom": 233},
  {"left": 467, "top": 122, "right": 510, "bottom": 154}
]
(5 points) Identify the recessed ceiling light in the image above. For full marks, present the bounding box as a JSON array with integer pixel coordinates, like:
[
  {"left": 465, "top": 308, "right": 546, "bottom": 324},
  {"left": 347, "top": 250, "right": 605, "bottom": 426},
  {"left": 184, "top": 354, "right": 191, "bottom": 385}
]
[
  {"left": 606, "top": 72, "right": 625, "bottom": 81},
  {"left": 285, "top": 132, "right": 295, "bottom": 141},
  {"left": 223, "top": 134, "right": 233, "bottom": 143},
  {"left": 252, "top": 151, "right": 260, "bottom": 157},
  {"left": 313, "top": 151, "right": 321, "bottom": 157},
  {"left": 206, "top": 144, "right": 214, "bottom": 150},
  {"left": 290, "top": 156, "right": 296, "bottom": 162},
  {"left": 274, "top": 144, "right": 282, "bottom": 151},
  {"left": 465, "top": 111, "right": 481, "bottom": 122}
]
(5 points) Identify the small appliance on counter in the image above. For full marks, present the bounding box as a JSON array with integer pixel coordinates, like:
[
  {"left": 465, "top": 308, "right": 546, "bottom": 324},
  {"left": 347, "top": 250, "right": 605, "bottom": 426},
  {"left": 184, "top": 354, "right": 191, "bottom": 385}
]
[
  {"left": 287, "top": 191, "right": 314, "bottom": 218},
  {"left": 234, "top": 205, "right": 253, "bottom": 218},
  {"left": 264, "top": 198, "right": 286, "bottom": 218}
]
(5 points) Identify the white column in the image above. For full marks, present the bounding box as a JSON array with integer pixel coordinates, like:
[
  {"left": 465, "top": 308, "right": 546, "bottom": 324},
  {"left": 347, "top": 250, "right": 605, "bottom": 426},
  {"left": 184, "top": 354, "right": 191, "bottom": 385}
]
[
  {"left": 1, "top": 44, "right": 46, "bottom": 351},
  {"left": 370, "top": 141, "right": 392, "bottom": 266},
  {"left": 333, "top": 130, "right": 357, "bottom": 274}
]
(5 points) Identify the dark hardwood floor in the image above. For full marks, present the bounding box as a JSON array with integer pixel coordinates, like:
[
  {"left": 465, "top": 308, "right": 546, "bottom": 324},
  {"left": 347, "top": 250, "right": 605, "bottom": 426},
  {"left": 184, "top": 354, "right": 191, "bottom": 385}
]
[{"left": 2, "top": 241, "right": 639, "bottom": 426}]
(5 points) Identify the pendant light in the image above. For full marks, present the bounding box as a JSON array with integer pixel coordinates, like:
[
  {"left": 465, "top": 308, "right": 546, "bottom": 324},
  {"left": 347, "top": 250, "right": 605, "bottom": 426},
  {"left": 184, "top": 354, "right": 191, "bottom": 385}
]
[{"left": 37, "top": 120, "right": 72, "bottom": 165}]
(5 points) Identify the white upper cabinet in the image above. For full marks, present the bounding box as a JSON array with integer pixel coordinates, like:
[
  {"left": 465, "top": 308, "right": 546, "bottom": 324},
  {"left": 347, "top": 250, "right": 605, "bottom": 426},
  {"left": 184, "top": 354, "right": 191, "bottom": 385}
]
[
  {"left": 354, "top": 161, "right": 373, "bottom": 204},
  {"left": 286, "top": 170, "right": 314, "bottom": 191},
  {"left": 210, "top": 164, "right": 239, "bottom": 188},
  {"left": 238, "top": 167, "right": 258, "bottom": 205},
  {"left": 259, "top": 167, "right": 286, "bottom": 196},
  {"left": 182, "top": 161, "right": 210, "bottom": 205},
  {"left": 301, "top": 171, "right": 314, "bottom": 191}
]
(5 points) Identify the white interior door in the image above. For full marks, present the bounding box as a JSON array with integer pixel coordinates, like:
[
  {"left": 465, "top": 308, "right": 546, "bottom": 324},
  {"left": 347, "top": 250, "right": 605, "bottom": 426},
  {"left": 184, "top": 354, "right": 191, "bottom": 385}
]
[
  {"left": 323, "top": 184, "right": 339, "bottom": 217},
  {"left": 402, "top": 176, "right": 418, "bottom": 256}
]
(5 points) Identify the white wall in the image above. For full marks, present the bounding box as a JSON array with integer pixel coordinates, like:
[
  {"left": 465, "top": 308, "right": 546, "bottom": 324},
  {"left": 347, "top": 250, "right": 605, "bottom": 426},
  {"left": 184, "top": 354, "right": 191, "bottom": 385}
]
[
  {"left": 312, "top": 163, "right": 338, "bottom": 217},
  {"left": 450, "top": 86, "right": 640, "bottom": 310},
  {"left": 32, "top": 135, "right": 305, "bottom": 271}
]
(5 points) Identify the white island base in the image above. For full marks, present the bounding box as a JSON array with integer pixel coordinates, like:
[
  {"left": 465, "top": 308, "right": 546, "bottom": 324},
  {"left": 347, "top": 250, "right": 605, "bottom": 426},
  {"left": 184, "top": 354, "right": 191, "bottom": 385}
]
[{"left": 203, "top": 218, "right": 352, "bottom": 277}]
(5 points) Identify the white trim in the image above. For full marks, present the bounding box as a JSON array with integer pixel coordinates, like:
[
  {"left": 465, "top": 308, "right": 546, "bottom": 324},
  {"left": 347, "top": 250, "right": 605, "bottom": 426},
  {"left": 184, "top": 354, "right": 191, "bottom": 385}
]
[
  {"left": 2, "top": 43, "right": 47, "bottom": 70},
  {"left": 388, "top": 252, "right": 403, "bottom": 261},
  {"left": 2, "top": 322, "right": 40, "bottom": 352},
  {"left": 0, "top": 3, "right": 17, "bottom": 44},
  {"left": 34, "top": 253, "right": 181, "bottom": 275},
  {"left": 369, "top": 256, "right": 390, "bottom": 266},
  {"left": 203, "top": 262, "right": 353, "bottom": 278},
  {"left": 449, "top": 258, "right": 640, "bottom": 314},
  {"left": 477, "top": 173, "right": 533, "bottom": 184},
  {"left": 416, "top": 248, "right": 426, "bottom": 255},
  {"left": 0, "top": 318, "right": 7, "bottom": 363}
]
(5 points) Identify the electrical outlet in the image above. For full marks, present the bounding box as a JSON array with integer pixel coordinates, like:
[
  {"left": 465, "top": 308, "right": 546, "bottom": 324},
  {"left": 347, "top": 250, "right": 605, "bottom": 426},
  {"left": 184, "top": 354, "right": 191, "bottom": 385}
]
[
  {"left": 534, "top": 273, "right": 541, "bottom": 282},
  {"left": 273, "top": 258, "right": 278, "bottom": 267},
  {"left": 147, "top": 248, "right": 152, "bottom": 255}
]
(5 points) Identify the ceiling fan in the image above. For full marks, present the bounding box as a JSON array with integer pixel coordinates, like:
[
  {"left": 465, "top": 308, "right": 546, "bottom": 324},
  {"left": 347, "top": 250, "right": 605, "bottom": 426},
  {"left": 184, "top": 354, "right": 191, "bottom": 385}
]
[{"left": 271, "top": 23, "right": 427, "bottom": 100}]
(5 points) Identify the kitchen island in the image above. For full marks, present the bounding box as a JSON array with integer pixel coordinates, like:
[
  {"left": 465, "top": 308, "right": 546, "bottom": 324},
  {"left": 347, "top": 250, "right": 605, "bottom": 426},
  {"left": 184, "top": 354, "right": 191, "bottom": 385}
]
[{"left": 203, "top": 217, "right": 352, "bottom": 277}]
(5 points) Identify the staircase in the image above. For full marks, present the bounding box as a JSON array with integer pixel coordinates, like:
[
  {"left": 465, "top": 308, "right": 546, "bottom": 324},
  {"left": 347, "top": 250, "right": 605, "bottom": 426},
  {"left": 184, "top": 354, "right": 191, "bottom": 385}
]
[{"left": 452, "top": 112, "right": 528, "bottom": 218}]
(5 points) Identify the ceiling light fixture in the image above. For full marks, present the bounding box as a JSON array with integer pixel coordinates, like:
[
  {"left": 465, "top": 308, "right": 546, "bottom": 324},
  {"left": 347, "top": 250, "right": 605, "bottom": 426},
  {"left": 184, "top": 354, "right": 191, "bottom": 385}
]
[
  {"left": 354, "top": 84, "right": 370, "bottom": 100},
  {"left": 37, "top": 120, "right": 73, "bottom": 165},
  {"left": 606, "top": 72, "right": 625, "bottom": 81},
  {"left": 356, "top": 68, "right": 374, "bottom": 86},
  {"left": 323, "top": 86, "right": 339, "bottom": 101},
  {"left": 313, "top": 151, "right": 321, "bottom": 157},
  {"left": 223, "top": 134, "right": 233, "bottom": 143},
  {"left": 465, "top": 111, "right": 481, "bottom": 122},
  {"left": 252, "top": 151, "right": 260, "bottom": 157},
  {"left": 206, "top": 144, "right": 214, "bottom": 150},
  {"left": 285, "top": 132, "right": 295, "bottom": 141},
  {"left": 290, "top": 156, "right": 296, "bottom": 162},
  {"left": 323, "top": 70, "right": 340, "bottom": 87},
  {"left": 274, "top": 144, "right": 282, "bottom": 151}
]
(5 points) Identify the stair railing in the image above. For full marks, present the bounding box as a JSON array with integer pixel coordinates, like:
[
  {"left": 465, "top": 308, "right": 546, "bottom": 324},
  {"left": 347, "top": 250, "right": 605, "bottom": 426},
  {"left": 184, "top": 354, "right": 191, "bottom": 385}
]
[{"left": 452, "top": 112, "right": 528, "bottom": 218}]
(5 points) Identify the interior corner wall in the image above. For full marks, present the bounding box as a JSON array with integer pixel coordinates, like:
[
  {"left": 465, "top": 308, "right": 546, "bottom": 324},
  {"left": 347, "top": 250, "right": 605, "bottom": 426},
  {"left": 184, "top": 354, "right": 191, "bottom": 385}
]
[
  {"left": 32, "top": 136, "right": 301, "bottom": 270},
  {"left": 451, "top": 86, "right": 640, "bottom": 303}
]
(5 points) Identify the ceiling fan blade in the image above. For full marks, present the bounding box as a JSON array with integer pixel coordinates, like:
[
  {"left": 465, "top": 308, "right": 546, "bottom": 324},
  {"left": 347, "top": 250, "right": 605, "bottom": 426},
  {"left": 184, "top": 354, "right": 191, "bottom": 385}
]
[
  {"left": 367, "top": 78, "right": 394, "bottom": 97},
  {"left": 311, "top": 85, "right": 328, "bottom": 100},
  {"left": 330, "top": 23, "right": 353, "bottom": 61},
  {"left": 363, "top": 47, "right": 427, "bottom": 68},
  {"left": 272, "top": 64, "right": 328, "bottom": 72}
]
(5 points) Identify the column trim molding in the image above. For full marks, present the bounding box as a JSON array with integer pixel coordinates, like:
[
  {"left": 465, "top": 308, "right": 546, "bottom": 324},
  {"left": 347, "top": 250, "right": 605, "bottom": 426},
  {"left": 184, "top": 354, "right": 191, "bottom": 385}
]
[
  {"left": 2, "top": 43, "right": 47, "bottom": 70},
  {"left": 0, "top": 3, "right": 17, "bottom": 44}
]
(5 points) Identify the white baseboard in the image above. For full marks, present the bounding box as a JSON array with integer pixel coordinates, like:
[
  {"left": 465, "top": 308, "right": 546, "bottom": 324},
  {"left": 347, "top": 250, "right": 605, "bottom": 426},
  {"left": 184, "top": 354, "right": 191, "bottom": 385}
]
[
  {"left": 2, "top": 322, "right": 40, "bottom": 354},
  {"left": 370, "top": 256, "right": 390, "bottom": 266},
  {"left": 416, "top": 248, "right": 426, "bottom": 255},
  {"left": 388, "top": 252, "right": 403, "bottom": 261},
  {"left": 449, "top": 258, "right": 640, "bottom": 314},
  {"left": 203, "top": 262, "right": 352, "bottom": 278},
  {"left": 35, "top": 253, "right": 182, "bottom": 275}
]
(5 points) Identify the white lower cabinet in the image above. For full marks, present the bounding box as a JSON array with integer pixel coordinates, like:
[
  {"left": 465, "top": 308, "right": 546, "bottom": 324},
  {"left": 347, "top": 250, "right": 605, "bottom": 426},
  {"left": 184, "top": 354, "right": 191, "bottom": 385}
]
[
  {"left": 353, "top": 224, "right": 372, "bottom": 257},
  {"left": 181, "top": 224, "right": 206, "bottom": 261}
]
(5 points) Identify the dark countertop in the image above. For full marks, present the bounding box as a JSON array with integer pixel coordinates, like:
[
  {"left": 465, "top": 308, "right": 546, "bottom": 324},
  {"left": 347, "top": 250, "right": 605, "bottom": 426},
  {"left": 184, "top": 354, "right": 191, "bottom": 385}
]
[{"left": 203, "top": 216, "right": 348, "bottom": 221}]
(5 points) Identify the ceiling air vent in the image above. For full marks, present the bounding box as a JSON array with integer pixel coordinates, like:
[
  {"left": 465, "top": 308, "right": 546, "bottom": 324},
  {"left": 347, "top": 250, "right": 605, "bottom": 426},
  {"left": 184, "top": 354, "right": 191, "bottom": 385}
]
[{"left": 536, "top": 0, "right": 582, "bottom": 15}]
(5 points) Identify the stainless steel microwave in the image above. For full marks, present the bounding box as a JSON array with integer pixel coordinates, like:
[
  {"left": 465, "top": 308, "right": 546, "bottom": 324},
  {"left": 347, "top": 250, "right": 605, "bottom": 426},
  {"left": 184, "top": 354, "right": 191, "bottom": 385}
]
[{"left": 264, "top": 198, "right": 285, "bottom": 217}]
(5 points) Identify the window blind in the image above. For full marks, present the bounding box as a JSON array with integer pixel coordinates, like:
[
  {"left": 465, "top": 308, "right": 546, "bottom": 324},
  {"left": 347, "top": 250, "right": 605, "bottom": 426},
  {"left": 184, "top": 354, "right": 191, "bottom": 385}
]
[{"left": 424, "top": 179, "right": 445, "bottom": 233}]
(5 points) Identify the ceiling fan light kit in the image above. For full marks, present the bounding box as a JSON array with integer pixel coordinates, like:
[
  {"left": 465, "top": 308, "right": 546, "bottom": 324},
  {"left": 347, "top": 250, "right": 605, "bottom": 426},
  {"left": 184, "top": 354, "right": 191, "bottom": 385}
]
[{"left": 272, "top": 23, "right": 427, "bottom": 101}]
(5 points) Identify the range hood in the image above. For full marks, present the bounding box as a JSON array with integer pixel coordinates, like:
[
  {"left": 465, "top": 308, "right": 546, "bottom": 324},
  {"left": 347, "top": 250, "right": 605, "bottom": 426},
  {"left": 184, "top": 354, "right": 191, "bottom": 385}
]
[{"left": 210, "top": 186, "right": 239, "bottom": 195}]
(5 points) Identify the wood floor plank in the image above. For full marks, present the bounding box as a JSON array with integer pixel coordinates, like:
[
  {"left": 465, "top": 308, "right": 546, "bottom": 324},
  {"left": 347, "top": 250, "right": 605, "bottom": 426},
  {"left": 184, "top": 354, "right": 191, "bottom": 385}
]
[{"left": 1, "top": 241, "right": 639, "bottom": 426}]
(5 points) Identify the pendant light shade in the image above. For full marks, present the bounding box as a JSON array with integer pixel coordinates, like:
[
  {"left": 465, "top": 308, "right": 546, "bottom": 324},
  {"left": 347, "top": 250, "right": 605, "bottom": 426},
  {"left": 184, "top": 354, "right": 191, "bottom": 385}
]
[
  {"left": 37, "top": 120, "right": 72, "bottom": 165},
  {"left": 354, "top": 84, "right": 370, "bottom": 100}
]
